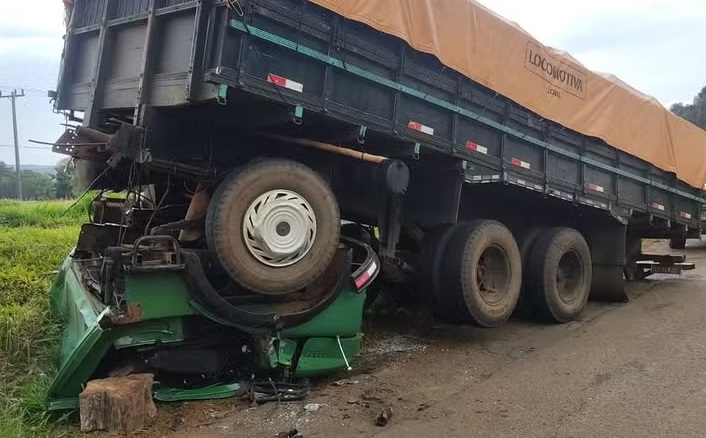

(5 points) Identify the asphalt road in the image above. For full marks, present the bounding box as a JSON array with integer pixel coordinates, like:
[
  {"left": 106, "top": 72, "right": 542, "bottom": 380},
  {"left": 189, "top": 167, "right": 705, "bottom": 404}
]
[{"left": 170, "top": 239, "right": 706, "bottom": 438}]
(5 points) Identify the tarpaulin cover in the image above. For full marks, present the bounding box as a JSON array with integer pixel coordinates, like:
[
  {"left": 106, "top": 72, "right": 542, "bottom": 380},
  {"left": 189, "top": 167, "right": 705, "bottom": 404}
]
[{"left": 308, "top": 0, "right": 706, "bottom": 189}]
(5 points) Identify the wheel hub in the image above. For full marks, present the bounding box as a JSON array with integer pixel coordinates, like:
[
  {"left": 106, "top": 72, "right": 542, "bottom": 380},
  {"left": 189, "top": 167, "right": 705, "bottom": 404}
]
[
  {"left": 476, "top": 244, "right": 510, "bottom": 305},
  {"left": 556, "top": 250, "right": 583, "bottom": 303},
  {"left": 243, "top": 189, "right": 317, "bottom": 267}
]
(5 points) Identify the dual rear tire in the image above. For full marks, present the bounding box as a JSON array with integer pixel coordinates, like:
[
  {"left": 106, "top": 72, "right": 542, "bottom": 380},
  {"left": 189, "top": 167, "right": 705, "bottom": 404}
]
[{"left": 425, "top": 221, "right": 592, "bottom": 326}]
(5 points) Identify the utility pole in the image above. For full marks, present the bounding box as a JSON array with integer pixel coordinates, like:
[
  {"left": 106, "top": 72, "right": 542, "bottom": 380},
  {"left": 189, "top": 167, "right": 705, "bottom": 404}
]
[{"left": 0, "top": 89, "right": 25, "bottom": 200}]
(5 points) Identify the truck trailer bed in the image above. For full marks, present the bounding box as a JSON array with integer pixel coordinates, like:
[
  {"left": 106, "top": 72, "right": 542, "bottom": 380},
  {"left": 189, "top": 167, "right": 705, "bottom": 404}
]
[{"left": 56, "top": 0, "right": 705, "bottom": 236}]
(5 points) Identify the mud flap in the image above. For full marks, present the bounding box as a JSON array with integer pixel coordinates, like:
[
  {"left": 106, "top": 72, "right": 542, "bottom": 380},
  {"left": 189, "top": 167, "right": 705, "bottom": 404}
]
[{"left": 589, "top": 265, "right": 628, "bottom": 302}]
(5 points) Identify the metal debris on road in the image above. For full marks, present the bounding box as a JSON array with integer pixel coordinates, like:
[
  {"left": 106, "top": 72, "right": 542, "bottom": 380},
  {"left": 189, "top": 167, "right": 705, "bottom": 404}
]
[
  {"left": 375, "top": 406, "right": 394, "bottom": 426},
  {"left": 276, "top": 428, "right": 303, "bottom": 438},
  {"left": 332, "top": 379, "right": 359, "bottom": 386},
  {"left": 304, "top": 403, "right": 322, "bottom": 412}
]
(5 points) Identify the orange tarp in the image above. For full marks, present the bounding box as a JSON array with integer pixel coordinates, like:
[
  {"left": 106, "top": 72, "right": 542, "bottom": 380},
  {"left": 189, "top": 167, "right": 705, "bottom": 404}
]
[{"left": 308, "top": 0, "right": 706, "bottom": 189}]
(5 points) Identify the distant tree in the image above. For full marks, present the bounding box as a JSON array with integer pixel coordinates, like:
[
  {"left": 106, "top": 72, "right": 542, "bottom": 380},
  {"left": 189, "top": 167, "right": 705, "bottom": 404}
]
[
  {"left": 19, "top": 170, "right": 54, "bottom": 200},
  {"left": 0, "top": 162, "right": 15, "bottom": 198},
  {"left": 55, "top": 158, "right": 75, "bottom": 199},
  {"left": 0, "top": 161, "right": 57, "bottom": 200},
  {"left": 670, "top": 86, "right": 706, "bottom": 130}
]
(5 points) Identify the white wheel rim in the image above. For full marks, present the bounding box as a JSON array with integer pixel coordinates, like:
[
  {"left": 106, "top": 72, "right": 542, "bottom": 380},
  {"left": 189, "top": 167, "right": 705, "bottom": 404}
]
[{"left": 243, "top": 189, "right": 317, "bottom": 267}]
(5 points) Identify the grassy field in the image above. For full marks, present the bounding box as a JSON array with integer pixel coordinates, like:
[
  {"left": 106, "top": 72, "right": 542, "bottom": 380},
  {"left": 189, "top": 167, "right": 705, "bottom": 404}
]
[{"left": 0, "top": 199, "right": 90, "bottom": 437}]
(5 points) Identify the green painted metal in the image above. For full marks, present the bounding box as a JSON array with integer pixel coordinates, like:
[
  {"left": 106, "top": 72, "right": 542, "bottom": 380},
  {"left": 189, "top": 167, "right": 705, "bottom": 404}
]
[
  {"left": 47, "top": 253, "right": 371, "bottom": 410},
  {"left": 228, "top": 20, "right": 705, "bottom": 203},
  {"left": 112, "top": 318, "right": 185, "bottom": 349},
  {"left": 278, "top": 338, "right": 298, "bottom": 367},
  {"left": 280, "top": 288, "right": 366, "bottom": 339},
  {"left": 294, "top": 334, "right": 364, "bottom": 378},
  {"left": 217, "top": 83, "right": 228, "bottom": 105},
  {"left": 47, "top": 257, "right": 115, "bottom": 409},
  {"left": 124, "top": 272, "right": 197, "bottom": 319},
  {"left": 154, "top": 383, "right": 242, "bottom": 402},
  {"left": 293, "top": 105, "right": 304, "bottom": 123}
]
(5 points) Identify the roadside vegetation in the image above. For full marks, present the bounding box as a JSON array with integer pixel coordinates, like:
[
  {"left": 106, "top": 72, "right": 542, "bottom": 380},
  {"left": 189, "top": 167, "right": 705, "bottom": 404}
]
[{"left": 0, "top": 198, "right": 89, "bottom": 437}]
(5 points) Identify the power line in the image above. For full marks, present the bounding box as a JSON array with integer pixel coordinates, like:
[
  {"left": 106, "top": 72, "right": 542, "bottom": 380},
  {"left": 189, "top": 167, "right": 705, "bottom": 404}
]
[
  {"left": 0, "top": 144, "right": 53, "bottom": 150},
  {"left": 0, "top": 85, "right": 53, "bottom": 95}
]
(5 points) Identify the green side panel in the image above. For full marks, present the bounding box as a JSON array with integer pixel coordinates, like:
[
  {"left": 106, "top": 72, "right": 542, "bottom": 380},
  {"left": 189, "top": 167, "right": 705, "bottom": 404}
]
[
  {"left": 47, "top": 259, "right": 191, "bottom": 410},
  {"left": 294, "top": 334, "right": 363, "bottom": 378},
  {"left": 47, "top": 257, "right": 115, "bottom": 408},
  {"left": 113, "top": 318, "right": 185, "bottom": 349},
  {"left": 280, "top": 288, "right": 367, "bottom": 338},
  {"left": 154, "top": 383, "right": 242, "bottom": 402},
  {"left": 50, "top": 257, "right": 108, "bottom": 365},
  {"left": 124, "top": 272, "right": 197, "bottom": 319}
]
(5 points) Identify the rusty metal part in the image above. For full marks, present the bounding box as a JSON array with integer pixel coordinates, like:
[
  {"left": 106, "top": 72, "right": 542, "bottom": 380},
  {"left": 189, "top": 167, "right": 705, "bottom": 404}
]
[
  {"left": 76, "top": 126, "right": 113, "bottom": 143},
  {"left": 257, "top": 133, "right": 388, "bottom": 163},
  {"left": 108, "top": 303, "right": 144, "bottom": 325},
  {"left": 129, "top": 235, "right": 184, "bottom": 272},
  {"left": 179, "top": 184, "right": 211, "bottom": 242}
]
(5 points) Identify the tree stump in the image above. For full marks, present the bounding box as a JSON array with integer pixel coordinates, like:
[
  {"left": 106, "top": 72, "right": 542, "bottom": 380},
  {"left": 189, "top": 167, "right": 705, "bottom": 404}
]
[{"left": 79, "top": 373, "right": 157, "bottom": 433}]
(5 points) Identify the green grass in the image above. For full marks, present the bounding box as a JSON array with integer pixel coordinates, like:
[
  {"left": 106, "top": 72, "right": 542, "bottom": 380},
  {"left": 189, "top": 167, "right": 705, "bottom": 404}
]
[
  {"left": 0, "top": 198, "right": 91, "bottom": 228},
  {"left": 0, "top": 200, "right": 84, "bottom": 437}
]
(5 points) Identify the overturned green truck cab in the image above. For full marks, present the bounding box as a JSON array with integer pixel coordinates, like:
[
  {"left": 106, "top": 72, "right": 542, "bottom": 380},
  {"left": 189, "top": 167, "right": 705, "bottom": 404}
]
[{"left": 46, "top": 197, "right": 379, "bottom": 411}]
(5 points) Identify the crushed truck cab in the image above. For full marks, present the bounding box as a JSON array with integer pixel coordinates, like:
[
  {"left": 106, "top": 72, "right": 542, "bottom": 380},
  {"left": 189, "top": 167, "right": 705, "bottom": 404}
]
[{"left": 46, "top": 200, "right": 379, "bottom": 410}]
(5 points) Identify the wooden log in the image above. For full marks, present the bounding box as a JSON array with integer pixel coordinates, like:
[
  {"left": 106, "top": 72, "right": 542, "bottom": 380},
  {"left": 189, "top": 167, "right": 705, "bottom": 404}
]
[{"left": 79, "top": 373, "right": 157, "bottom": 433}]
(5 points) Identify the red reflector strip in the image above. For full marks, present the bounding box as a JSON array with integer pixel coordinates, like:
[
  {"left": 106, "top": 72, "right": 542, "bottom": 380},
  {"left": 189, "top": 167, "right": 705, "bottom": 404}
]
[
  {"left": 466, "top": 141, "right": 488, "bottom": 154},
  {"left": 680, "top": 211, "right": 692, "bottom": 219},
  {"left": 511, "top": 158, "right": 531, "bottom": 169},
  {"left": 355, "top": 261, "right": 378, "bottom": 288},
  {"left": 267, "top": 74, "right": 303, "bottom": 92},
  {"left": 587, "top": 183, "right": 605, "bottom": 193},
  {"left": 652, "top": 202, "right": 665, "bottom": 211},
  {"left": 408, "top": 121, "right": 435, "bottom": 135}
]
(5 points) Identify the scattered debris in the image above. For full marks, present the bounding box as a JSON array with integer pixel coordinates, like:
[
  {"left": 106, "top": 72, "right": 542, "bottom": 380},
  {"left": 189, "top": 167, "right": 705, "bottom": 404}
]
[
  {"left": 417, "top": 403, "right": 430, "bottom": 412},
  {"left": 277, "top": 428, "right": 303, "bottom": 438},
  {"left": 361, "top": 389, "right": 386, "bottom": 403},
  {"left": 364, "top": 335, "right": 426, "bottom": 356},
  {"left": 375, "top": 406, "right": 394, "bottom": 427},
  {"left": 332, "top": 379, "right": 359, "bottom": 386},
  {"left": 250, "top": 381, "right": 309, "bottom": 404},
  {"left": 304, "top": 403, "right": 322, "bottom": 412},
  {"left": 170, "top": 417, "right": 185, "bottom": 431}
]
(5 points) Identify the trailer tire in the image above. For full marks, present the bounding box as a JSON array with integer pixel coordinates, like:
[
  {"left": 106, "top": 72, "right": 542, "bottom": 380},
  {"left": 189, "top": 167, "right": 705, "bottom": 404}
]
[
  {"left": 527, "top": 228, "right": 591, "bottom": 323},
  {"left": 514, "top": 226, "right": 548, "bottom": 318},
  {"left": 419, "top": 224, "right": 455, "bottom": 304},
  {"left": 206, "top": 159, "right": 340, "bottom": 295},
  {"left": 436, "top": 220, "right": 522, "bottom": 327},
  {"left": 669, "top": 236, "right": 686, "bottom": 250}
]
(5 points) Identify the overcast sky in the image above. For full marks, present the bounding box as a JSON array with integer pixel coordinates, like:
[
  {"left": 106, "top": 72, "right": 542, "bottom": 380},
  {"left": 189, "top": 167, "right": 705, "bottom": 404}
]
[{"left": 0, "top": 0, "right": 704, "bottom": 165}]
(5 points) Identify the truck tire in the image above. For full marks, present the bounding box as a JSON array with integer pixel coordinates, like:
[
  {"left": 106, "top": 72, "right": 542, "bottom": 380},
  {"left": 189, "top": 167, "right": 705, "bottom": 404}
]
[
  {"left": 435, "top": 220, "right": 522, "bottom": 327},
  {"left": 526, "top": 227, "right": 591, "bottom": 323},
  {"left": 419, "top": 224, "right": 455, "bottom": 304},
  {"left": 513, "top": 226, "right": 548, "bottom": 318},
  {"left": 669, "top": 236, "right": 686, "bottom": 250},
  {"left": 206, "top": 159, "right": 340, "bottom": 295}
]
